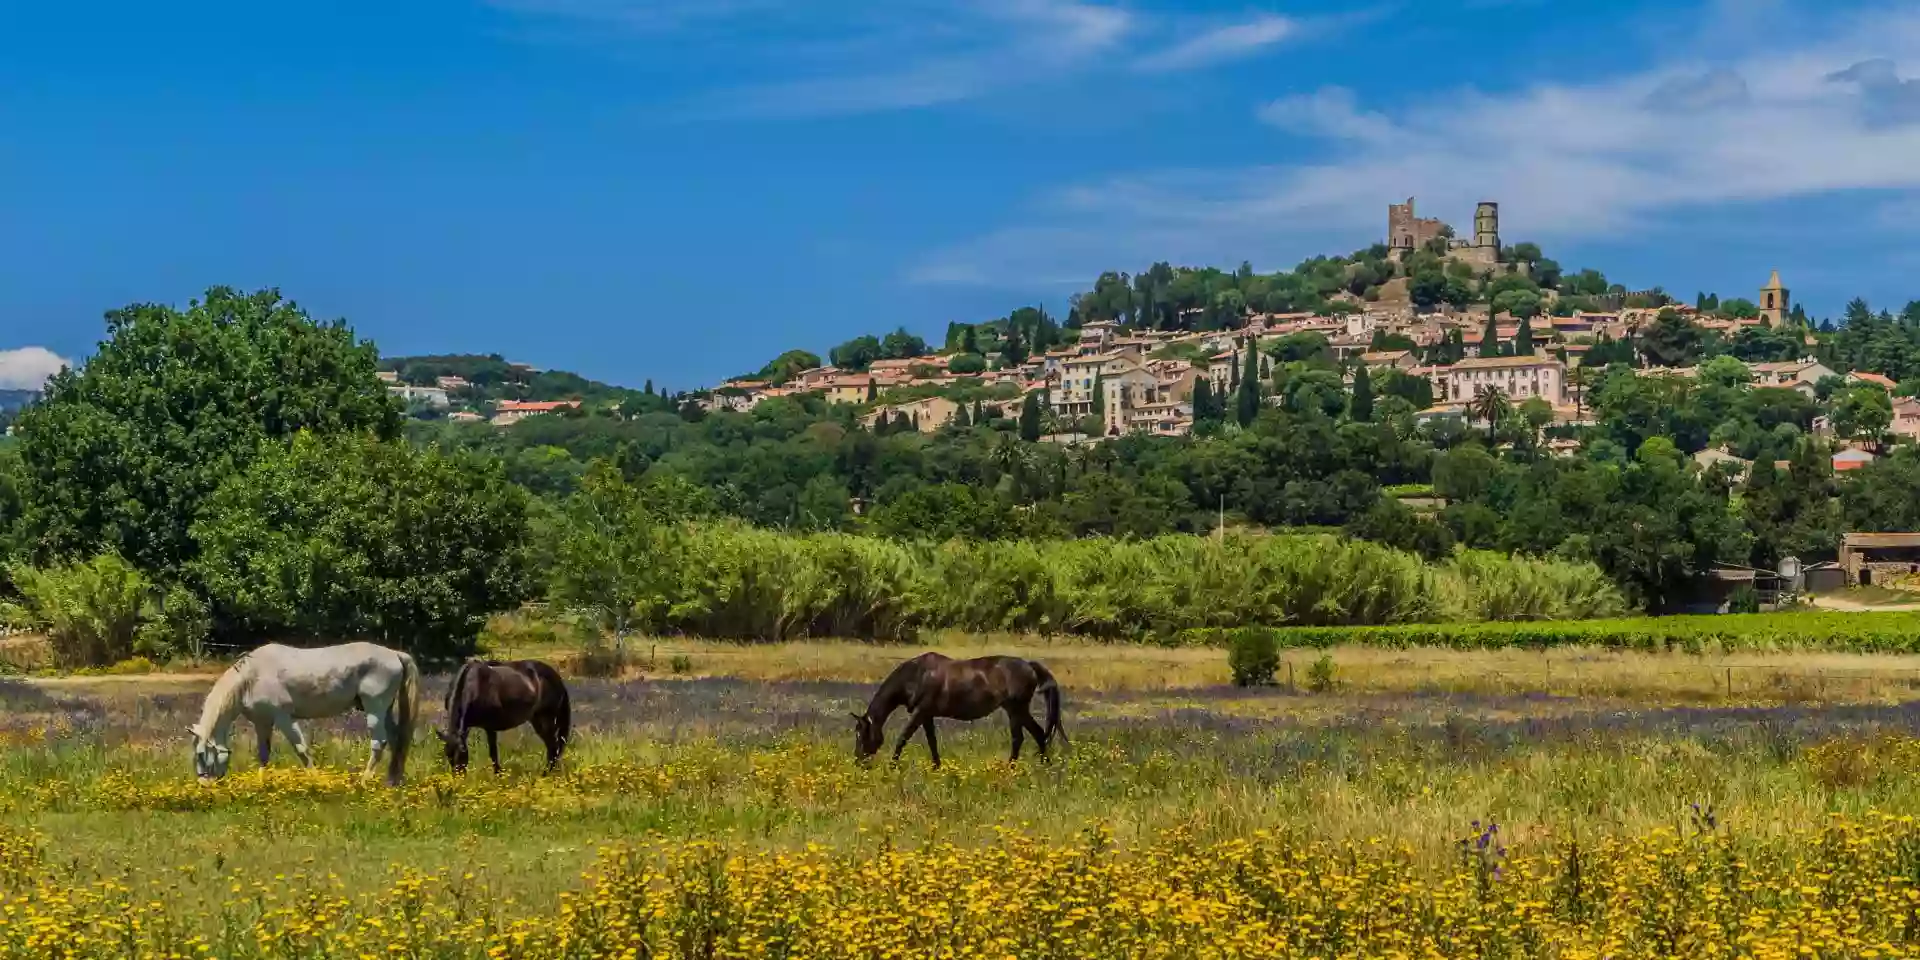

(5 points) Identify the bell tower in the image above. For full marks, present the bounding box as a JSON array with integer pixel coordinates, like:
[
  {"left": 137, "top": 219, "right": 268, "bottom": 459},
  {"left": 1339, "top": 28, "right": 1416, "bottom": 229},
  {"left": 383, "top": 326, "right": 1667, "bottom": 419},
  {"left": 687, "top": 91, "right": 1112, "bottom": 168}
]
[{"left": 1760, "top": 270, "right": 1789, "bottom": 326}]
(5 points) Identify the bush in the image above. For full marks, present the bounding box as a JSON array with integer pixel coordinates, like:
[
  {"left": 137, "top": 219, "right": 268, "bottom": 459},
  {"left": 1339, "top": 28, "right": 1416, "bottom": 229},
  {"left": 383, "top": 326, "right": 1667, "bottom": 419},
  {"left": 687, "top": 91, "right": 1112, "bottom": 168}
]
[
  {"left": 1, "top": 554, "right": 151, "bottom": 669},
  {"left": 135, "top": 585, "right": 211, "bottom": 661},
  {"left": 1306, "top": 653, "right": 1338, "bottom": 693},
  {"left": 1237, "top": 611, "right": 1920, "bottom": 653},
  {"left": 1228, "top": 628, "right": 1280, "bottom": 687}
]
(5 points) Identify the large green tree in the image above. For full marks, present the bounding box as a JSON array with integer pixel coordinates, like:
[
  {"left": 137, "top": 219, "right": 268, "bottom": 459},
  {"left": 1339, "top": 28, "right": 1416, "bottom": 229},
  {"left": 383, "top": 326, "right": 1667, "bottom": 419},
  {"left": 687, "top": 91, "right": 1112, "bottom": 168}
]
[
  {"left": 191, "top": 432, "right": 529, "bottom": 658},
  {"left": 14, "top": 287, "right": 399, "bottom": 578}
]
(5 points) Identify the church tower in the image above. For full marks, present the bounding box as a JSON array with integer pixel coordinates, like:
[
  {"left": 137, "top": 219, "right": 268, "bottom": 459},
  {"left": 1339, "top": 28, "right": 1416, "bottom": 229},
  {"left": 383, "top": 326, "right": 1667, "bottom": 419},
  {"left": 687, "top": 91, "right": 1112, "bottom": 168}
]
[
  {"left": 1473, "top": 202, "right": 1500, "bottom": 253},
  {"left": 1760, "top": 270, "right": 1789, "bottom": 326}
]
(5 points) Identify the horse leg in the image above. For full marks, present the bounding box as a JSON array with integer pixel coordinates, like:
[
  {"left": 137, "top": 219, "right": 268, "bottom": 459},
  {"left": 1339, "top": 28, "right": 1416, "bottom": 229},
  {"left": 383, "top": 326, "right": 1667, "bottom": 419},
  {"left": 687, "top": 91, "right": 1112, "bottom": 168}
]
[
  {"left": 921, "top": 718, "right": 942, "bottom": 769},
  {"left": 533, "top": 719, "right": 562, "bottom": 773},
  {"left": 1015, "top": 704, "right": 1051, "bottom": 760},
  {"left": 486, "top": 729, "right": 502, "bottom": 775},
  {"left": 275, "top": 714, "right": 314, "bottom": 767},
  {"left": 891, "top": 708, "right": 930, "bottom": 764},
  {"left": 254, "top": 717, "right": 273, "bottom": 768},
  {"left": 1005, "top": 706, "right": 1025, "bottom": 762},
  {"left": 362, "top": 710, "right": 388, "bottom": 780}
]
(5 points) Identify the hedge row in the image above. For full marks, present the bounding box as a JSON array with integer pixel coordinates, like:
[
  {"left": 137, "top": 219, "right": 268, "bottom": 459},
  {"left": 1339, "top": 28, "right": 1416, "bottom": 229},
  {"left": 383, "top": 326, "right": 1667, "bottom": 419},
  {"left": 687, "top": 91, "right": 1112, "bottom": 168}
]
[{"left": 1185, "top": 612, "right": 1920, "bottom": 653}]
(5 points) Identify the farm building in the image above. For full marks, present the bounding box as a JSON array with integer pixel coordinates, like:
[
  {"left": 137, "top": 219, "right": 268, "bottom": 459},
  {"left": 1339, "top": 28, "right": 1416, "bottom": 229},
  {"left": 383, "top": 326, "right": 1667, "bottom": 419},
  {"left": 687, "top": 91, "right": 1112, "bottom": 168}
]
[{"left": 1838, "top": 532, "right": 1920, "bottom": 586}]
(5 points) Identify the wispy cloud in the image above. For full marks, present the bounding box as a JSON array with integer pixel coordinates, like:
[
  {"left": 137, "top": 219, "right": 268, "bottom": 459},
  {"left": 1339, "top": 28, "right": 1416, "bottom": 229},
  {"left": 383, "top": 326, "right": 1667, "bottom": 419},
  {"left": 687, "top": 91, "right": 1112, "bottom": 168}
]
[
  {"left": 705, "top": 0, "right": 1134, "bottom": 116},
  {"left": 0, "top": 347, "right": 70, "bottom": 391},
  {"left": 1135, "top": 14, "right": 1296, "bottom": 73},
  {"left": 912, "top": 5, "right": 1920, "bottom": 286},
  {"left": 489, "top": 0, "right": 1315, "bottom": 116}
]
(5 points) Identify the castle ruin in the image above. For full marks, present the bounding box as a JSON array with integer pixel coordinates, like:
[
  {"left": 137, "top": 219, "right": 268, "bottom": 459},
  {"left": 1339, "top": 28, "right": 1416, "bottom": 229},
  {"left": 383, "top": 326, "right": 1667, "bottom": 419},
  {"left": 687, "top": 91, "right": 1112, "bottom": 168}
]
[{"left": 1386, "top": 197, "right": 1499, "bottom": 266}]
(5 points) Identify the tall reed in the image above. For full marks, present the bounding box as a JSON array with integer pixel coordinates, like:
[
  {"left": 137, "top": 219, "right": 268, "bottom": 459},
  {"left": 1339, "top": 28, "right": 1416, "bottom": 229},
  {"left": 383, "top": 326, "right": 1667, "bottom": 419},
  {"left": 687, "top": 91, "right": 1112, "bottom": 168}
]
[{"left": 608, "top": 526, "right": 1627, "bottom": 642}]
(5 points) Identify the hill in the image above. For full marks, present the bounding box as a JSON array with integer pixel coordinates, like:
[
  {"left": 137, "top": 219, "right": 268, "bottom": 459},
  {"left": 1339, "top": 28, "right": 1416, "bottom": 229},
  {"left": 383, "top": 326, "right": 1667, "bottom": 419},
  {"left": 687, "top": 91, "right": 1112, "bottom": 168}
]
[
  {"left": 0, "top": 390, "right": 37, "bottom": 412},
  {"left": 378, "top": 353, "right": 666, "bottom": 410}
]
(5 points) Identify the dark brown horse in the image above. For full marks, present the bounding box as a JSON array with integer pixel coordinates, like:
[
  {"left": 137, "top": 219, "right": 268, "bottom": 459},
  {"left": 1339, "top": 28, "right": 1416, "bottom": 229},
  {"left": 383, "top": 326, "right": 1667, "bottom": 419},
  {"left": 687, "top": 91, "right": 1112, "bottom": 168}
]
[
  {"left": 851, "top": 653, "right": 1066, "bottom": 767},
  {"left": 434, "top": 659, "right": 571, "bottom": 774}
]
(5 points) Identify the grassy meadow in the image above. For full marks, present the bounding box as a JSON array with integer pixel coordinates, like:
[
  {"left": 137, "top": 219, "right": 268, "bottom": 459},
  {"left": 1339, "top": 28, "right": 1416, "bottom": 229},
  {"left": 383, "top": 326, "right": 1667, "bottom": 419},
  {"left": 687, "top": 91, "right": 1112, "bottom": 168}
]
[{"left": 6, "top": 634, "right": 1920, "bottom": 957}]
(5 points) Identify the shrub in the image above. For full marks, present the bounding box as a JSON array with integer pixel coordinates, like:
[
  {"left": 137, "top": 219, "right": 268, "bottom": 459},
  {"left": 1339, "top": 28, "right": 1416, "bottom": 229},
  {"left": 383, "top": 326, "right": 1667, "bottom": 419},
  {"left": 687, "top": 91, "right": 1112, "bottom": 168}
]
[
  {"left": 135, "top": 585, "right": 211, "bottom": 662},
  {"left": 1227, "top": 628, "right": 1280, "bottom": 687},
  {"left": 1306, "top": 653, "right": 1339, "bottom": 694},
  {"left": 1, "top": 554, "right": 151, "bottom": 669},
  {"left": 669, "top": 654, "right": 694, "bottom": 675}
]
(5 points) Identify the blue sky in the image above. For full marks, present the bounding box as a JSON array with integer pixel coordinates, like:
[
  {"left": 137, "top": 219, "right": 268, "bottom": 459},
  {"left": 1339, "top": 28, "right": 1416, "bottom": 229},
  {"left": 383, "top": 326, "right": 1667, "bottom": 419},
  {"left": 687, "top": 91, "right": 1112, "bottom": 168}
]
[{"left": 3, "top": 0, "right": 1919, "bottom": 390}]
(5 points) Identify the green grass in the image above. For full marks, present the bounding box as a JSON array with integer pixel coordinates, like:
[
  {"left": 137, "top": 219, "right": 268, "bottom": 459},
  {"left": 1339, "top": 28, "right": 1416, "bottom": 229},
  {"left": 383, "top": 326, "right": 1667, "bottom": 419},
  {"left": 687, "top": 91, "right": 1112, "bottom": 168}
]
[{"left": 7, "top": 639, "right": 1920, "bottom": 918}]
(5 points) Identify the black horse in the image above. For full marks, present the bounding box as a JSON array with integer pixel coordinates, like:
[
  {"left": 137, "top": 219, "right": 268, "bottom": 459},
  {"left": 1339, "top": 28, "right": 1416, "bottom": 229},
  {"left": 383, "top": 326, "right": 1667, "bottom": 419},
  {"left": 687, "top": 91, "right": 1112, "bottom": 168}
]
[
  {"left": 852, "top": 652, "right": 1066, "bottom": 767},
  {"left": 435, "top": 659, "right": 572, "bottom": 774}
]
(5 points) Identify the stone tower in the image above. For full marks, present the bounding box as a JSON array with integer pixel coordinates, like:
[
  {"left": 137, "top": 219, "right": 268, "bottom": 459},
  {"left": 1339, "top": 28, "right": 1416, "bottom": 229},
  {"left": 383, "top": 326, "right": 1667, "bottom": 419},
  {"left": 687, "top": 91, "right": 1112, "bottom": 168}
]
[
  {"left": 1760, "top": 270, "right": 1789, "bottom": 326},
  {"left": 1474, "top": 202, "right": 1500, "bottom": 253}
]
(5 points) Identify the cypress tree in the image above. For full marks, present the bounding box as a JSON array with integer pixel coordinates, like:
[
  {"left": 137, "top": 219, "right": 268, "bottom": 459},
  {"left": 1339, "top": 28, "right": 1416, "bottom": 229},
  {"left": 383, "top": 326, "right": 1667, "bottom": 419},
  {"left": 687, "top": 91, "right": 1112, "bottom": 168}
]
[
  {"left": 1515, "top": 315, "right": 1535, "bottom": 356},
  {"left": 1192, "top": 378, "right": 1216, "bottom": 424},
  {"left": 955, "top": 403, "right": 972, "bottom": 428},
  {"left": 1236, "top": 343, "right": 1261, "bottom": 427},
  {"left": 1351, "top": 364, "right": 1374, "bottom": 423},
  {"left": 1479, "top": 312, "right": 1500, "bottom": 358},
  {"left": 1019, "top": 391, "right": 1043, "bottom": 442}
]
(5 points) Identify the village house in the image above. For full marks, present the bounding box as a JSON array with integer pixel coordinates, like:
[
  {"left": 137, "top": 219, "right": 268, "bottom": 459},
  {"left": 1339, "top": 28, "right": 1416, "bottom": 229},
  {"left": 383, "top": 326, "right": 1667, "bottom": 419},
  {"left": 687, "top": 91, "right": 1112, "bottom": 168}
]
[
  {"left": 860, "top": 396, "right": 960, "bottom": 434},
  {"left": 448, "top": 410, "right": 485, "bottom": 424},
  {"left": 822, "top": 374, "right": 876, "bottom": 405},
  {"left": 1434, "top": 355, "right": 1566, "bottom": 406},
  {"left": 1833, "top": 448, "right": 1877, "bottom": 472},
  {"left": 1892, "top": 396, "right": 1920, "bottom": 440},
  {"left": 1075, "top": 320, "right": 1119, "bottom": 356},
  {"left": 387, "top": 384, "right": 450, "bottom": 408},
  {"left": 1747, "top": 359, "right": 1836, "bottom": 397},
  {"left": 1847, "top": 370, "right": 1898, "bottom": 391},
  {"left": 375, "top": 370, "right": 401, "bottom": 384},
  {"left": 435, "top": 375, "right": 471, "bottom": 392},
  {"left": 490, "top": 399, "right": 580, "bottom": 426},
  {"left": 1358, "top": 350, "right": 1418, "bottom": 373}
]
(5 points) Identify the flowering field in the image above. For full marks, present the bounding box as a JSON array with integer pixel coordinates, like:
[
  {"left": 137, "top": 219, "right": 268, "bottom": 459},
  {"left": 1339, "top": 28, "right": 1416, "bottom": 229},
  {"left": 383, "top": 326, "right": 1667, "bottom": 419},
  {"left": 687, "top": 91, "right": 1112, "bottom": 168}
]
[{"left": 5, "top": 644, "right": 1920, "bottom": 958}]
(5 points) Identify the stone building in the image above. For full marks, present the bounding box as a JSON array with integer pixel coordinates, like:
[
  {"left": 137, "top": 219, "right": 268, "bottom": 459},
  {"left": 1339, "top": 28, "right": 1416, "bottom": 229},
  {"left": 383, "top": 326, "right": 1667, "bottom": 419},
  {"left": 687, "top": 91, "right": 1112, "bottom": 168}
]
[
  {"left": 1435, "top": 355, "right": 1566, "bottom": 406},
  {"left": 1386, "top": 197, "right": 1449, "bottom": 254},
  {"left": 1760, "top": 270, "right": 1790, "bottom": 326},
  {"left": 1385, "top": 197, "right": 1500, "bottom": 266}
]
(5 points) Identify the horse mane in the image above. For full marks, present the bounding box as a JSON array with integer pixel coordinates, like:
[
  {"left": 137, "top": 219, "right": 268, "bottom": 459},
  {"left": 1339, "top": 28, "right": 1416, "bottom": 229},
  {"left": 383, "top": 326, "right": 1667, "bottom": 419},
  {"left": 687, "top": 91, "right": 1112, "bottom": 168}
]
[
  {"left": 193, "top": 655, "right": 253, "bottom": 736},
  {"left": 443, "top": 659, "right": 481, "bottom": 732}
]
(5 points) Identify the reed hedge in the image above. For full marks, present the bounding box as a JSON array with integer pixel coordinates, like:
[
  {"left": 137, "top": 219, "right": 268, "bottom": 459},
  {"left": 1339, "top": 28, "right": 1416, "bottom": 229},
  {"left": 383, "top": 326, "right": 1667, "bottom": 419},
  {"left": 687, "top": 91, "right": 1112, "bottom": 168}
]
[
  {"left": 1212, "top": 611, "right": 1920, "bottom": 653},
  {"left": 612, "top": 525, "right": 1627, "bottom": 642}
]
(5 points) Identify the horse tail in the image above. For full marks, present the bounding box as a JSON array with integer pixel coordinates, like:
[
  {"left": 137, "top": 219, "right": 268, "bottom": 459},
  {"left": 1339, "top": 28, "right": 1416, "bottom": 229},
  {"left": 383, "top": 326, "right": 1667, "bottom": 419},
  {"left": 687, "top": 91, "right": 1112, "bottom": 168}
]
[
  {"left": 387, "top": 652, "right": 421, "bottom": 786},
  {"left": 552, "top": 674, "right": 573, "bottom": 765},
  {"left": 1032, "top": 660, "right": 1067, "bottom": 751}
]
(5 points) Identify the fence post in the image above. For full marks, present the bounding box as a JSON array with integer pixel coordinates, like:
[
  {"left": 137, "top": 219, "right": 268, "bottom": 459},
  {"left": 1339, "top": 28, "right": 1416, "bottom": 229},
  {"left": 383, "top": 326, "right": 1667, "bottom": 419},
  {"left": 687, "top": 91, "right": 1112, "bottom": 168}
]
[
  {"left": 1286, "top": 660, "right": 1296, "bottom": 693},
  {"left": 1726, "top": 667, "right": 1732, "bottom": 698}
]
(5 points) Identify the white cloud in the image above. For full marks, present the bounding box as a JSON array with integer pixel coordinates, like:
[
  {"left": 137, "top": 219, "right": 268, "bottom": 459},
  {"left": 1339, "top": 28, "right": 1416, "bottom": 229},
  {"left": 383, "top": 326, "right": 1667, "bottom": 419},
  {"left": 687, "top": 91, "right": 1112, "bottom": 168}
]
[
  {"left": 0, "top": 347, "right": 70, "bottom": 391},
  {"left": 912, "top": 5, "right": 1920, "bottom": 286},
  {"left": 1258, "top": 86, "right": 1397, "bottom": 143},
  {"left": 707, "top": 0, "right": 1135, "bottom": 116},
  {"left": 1135, "top": 14, "right": 1296, "bottom": 73},
  {"left": 490, "top": 0, "right": 1320, "bottom": 116}
]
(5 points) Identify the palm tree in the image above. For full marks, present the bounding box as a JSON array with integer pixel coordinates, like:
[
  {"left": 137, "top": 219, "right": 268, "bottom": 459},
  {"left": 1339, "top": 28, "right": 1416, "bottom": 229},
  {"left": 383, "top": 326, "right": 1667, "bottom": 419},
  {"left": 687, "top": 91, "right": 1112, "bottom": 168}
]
[{"left": 1471, "top": 385, "right": 1510, "bottom": 443}]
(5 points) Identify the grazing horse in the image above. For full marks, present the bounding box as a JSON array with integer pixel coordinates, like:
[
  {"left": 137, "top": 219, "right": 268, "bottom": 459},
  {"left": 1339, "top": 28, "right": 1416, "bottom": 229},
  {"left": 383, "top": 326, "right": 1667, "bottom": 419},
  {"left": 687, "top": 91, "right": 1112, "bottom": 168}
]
[
  {"left": 434, "top": 659, "right": 572, "bottom": 774},
  {"left": 852, "top": 652, "right": 1066, "bottom": 767},
  {"left": 189, "top": 642, "right": 420, "bottom": 785}
]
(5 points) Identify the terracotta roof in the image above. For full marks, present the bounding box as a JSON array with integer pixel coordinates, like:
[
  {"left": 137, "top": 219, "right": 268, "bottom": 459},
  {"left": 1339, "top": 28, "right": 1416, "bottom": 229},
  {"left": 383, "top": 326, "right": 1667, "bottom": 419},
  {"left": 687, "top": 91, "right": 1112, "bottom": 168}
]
[
  {"left": 1850, "top": 371, "right": 1898, "bottom": 389},
  {"left": 1448, "top": 355, "right": 1564, "bottom": 370}
]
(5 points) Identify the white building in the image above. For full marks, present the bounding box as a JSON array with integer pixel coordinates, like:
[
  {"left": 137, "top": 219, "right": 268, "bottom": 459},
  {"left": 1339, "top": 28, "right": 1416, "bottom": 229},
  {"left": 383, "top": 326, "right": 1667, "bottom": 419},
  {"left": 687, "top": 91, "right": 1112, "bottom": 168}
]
[{"left": 1435, "top": 355, "right": 1566, "bottom": 406}]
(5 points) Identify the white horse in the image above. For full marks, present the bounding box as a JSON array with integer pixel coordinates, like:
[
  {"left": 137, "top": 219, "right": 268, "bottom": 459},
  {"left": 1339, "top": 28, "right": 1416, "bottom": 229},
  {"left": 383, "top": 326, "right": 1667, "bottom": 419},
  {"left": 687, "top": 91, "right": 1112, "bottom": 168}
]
[{"left": 188, "top": 642, "right": 421, "bottom": 785}]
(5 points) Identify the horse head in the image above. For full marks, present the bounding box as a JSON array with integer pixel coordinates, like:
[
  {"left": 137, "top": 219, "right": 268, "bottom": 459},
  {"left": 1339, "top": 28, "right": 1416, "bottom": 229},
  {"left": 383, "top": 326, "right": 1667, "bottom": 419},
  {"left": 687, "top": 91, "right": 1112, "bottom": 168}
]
[
  {"left": 187, "top": 725, "right": 231, "bottom": 781},
  {"left": 435, "top": 724, "right": 470, "bottom": 772},
  {"left": 850, "top": 712, "right": 881, "bottom": 762}
]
